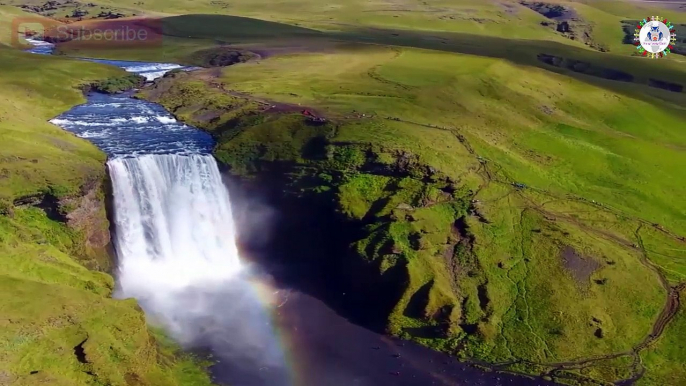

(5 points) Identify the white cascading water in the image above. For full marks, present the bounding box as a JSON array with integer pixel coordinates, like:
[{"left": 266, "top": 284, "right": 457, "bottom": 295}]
[{"left": 108, "top": 154, "right": 243, "bottom": 338}]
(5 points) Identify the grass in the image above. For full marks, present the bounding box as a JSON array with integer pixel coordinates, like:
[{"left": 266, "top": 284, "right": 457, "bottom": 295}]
[
  {"left": 470, "top": 196, "right": 664, "bottom": 361},
  {"left": 31, "top": 0, "right": 686, "bottom": 44},
  {"left": 0, "top": 47, "right": 117, "bottom": 201},
  {"left": 54, "top": 35, "right": 220, "bottom": 64}
]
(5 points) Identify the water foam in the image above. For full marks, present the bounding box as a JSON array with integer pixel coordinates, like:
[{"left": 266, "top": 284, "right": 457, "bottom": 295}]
[
  {"left": 111, "top": 116, "right": 150, "bottom": 124},
  {"left": 155, "top": 116, "right": 177, "bottom": 124},
  {"left": 109, "top": 154, "right": 243, "bottom": 335},
  {"left": 25, "top": 38, "right": 55, "bottom": 55},
  {"left": 124, "top": 63, "right": 185, "bottom": 81}
]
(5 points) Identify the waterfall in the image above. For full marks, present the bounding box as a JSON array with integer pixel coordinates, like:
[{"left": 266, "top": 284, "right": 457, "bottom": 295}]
[{"left": 108, "top": 154, "right": 243, "bottom": 336}]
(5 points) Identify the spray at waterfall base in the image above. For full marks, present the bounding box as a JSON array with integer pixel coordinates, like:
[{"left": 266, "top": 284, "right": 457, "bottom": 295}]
[{"left": 109, "top": 154, "right": 297, "bottom": 385}]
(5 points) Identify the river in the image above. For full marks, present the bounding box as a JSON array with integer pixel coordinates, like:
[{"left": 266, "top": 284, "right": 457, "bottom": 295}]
[{"left": 27, "top": 39, "right": 556, "bottom": 386}]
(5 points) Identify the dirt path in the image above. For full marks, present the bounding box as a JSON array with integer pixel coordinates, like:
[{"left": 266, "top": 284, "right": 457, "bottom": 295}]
[{"left": 634, "top": 225, "right": 685, "bottom": 352}]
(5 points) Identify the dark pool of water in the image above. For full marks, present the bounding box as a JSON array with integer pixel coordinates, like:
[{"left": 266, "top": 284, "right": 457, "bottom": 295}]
[{"left": 209, "top": 281, "right": 556, "bottom": 386}]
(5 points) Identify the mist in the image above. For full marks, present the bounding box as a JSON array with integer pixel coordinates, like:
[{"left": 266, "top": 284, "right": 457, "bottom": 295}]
[{"left": 109, "top": 154, "right": 290, "bottom": 385}]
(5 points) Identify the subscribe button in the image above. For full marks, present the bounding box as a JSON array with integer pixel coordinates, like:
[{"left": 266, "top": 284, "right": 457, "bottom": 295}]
[{"left": 10, "top": 17, "right": 164, "bottom": 48}]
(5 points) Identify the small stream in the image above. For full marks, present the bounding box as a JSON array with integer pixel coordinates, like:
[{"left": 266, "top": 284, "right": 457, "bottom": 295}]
[{"left": 27, "top": 39, "right": 557, "bottom": 386}]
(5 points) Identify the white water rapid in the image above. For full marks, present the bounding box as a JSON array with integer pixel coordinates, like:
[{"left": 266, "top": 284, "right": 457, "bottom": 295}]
[{"left": 109, "top": 154, "right": 243, "bottom": 337}]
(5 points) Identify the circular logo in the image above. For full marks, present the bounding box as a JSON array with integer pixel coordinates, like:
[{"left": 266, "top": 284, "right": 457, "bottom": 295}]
[{"left": 634, "top": 16, "right": 677, "bottom": 58}]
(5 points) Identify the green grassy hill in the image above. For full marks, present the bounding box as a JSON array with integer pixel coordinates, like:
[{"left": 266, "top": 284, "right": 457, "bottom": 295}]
[{"left": 2, "top": 0, "right": 686, "bottom": 385}]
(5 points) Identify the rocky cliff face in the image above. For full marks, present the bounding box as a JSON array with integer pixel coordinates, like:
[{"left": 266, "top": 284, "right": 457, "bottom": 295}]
[
  {"left": 10, "top": 172, "right": 112, "bottom": 272},
  {"left": 61, "top": 175, "right": 113, "bottom": 272}
]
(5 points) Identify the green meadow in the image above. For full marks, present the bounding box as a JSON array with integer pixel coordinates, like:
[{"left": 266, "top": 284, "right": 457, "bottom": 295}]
[{"left": 2, "top": 0, "right": 686, "bottom": 385}]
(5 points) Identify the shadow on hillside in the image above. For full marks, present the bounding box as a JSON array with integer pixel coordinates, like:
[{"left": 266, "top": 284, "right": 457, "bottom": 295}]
[
  {"left": 53, "top": 13, "right": 685, "bottom": 108},
  {"left": 160, "top": 14, "right": 323, "bottom": 41}
]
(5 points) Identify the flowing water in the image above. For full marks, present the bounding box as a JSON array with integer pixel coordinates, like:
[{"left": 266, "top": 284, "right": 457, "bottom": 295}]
[
  {"left": 31, "top": 40, "right": 556, "bottom": 386},
  {"left": 27, "top": 38, "right": 187, "bottom": 80},
  {"left": 49, "top": 93, "right": 214, "bottom": 157},
  {"left": 108, "top": 155, "right": 242, "bottom": 329}
]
